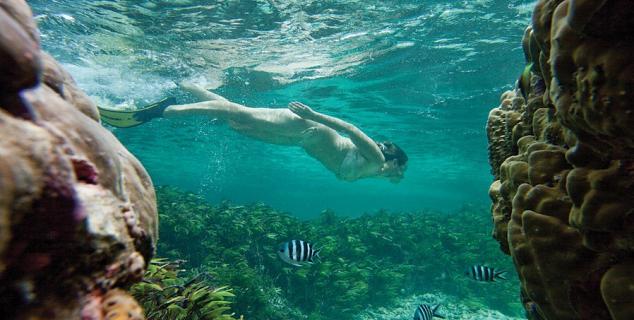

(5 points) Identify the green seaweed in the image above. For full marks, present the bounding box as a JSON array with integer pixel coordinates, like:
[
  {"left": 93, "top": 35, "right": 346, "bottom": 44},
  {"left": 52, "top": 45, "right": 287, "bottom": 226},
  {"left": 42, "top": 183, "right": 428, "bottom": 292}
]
[
  {"left": 155, "top": 186, "right": 521, "bottom": 320},
  {"left": 130, "top": 258, "right": 239, "bottom": 320}
]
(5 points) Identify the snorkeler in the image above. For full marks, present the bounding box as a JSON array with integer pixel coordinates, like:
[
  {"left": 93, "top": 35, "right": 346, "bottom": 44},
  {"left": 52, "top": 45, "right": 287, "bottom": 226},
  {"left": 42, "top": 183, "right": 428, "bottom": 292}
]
[
  {"left": 164, "top": 83, "right": 407, "bottom": 182},
  {"left": 98, "top": 83, "right": 407, "bottom": 182}
]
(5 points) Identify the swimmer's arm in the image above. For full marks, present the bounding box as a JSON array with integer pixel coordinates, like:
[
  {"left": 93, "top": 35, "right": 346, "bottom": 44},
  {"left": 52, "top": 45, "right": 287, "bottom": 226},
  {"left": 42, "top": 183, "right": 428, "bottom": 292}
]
[{"left": 289, "top": 101, "right": 385, "bottom": 163}]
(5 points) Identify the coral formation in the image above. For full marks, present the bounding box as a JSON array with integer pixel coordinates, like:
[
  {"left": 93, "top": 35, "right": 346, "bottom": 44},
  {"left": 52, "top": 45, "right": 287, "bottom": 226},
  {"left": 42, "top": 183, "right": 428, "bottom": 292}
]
[
  {"left": 101, "top": 289, "right": 145, "bottom": 320},
  {"left": 486, "top": 1, "right": 634, "bottom": 319},
  {"left": 0, "top": 1, "right": 157, "bottom": 318},
  {"left": 156, "top": 186, "right": 520, "bottom": 320}
]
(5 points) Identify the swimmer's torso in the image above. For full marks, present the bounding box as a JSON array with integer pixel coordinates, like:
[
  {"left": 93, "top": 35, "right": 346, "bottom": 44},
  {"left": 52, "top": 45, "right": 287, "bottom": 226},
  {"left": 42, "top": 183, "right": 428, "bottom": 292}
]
[
  {"left": 227, "top": 108, "right": 312, "bottom": 145},
  {"left": 226, "top": 108, "right": 380, "bottom": 180},
  {"left": 336, "top": 147, "right": 382, "bottom": 181},
  {"left": 302, "top": 133, "right": 381, "bottom": 181}
]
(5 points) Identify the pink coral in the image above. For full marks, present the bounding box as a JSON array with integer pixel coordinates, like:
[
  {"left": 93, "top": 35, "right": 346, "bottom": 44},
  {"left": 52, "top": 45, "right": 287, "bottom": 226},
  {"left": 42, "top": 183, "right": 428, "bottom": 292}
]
[{"left": 0, "top": 1, "right": 157, "bottom": 319}]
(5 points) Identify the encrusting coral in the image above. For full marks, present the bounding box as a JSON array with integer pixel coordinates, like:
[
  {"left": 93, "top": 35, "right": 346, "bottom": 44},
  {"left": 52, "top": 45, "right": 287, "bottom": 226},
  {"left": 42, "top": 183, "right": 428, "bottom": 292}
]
[
  {"left": 0, "top": 1, "right": 157, "bottom": 318},
  {"left": 486, "top": 0, "right": 634, "bottom": 319},
  {"left": 101, "top": 289, "right": 145, "bottom": 320}
]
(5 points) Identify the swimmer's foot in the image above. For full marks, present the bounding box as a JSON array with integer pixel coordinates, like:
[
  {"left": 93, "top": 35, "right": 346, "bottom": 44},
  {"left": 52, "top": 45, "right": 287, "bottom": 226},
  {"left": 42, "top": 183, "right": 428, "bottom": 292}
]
[
  {"left": 98, "top": 97, "right": 176, "bottom": 128},
  {"left": 179, "top": 81, "right": 229, "bottom": 102}
]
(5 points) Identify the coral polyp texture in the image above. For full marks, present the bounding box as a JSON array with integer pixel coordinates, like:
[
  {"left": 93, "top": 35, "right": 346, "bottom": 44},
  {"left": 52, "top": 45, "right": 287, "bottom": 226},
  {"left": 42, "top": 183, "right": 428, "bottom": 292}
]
[
  {"left": 486, "top": 0, "right": 634, "bottom": 319},
  {"left": 0, "top": 1, "right": 157, "bottom": 319}
]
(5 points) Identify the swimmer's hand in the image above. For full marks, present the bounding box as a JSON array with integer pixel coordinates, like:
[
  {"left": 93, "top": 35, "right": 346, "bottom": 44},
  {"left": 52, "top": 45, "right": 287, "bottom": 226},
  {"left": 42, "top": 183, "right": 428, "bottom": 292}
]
[{"left": 288, "top": 101, "right": 317, "bottom": 120}]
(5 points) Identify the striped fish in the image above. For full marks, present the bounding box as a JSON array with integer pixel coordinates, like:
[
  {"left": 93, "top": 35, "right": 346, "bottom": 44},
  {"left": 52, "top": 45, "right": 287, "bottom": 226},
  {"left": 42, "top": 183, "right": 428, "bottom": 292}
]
[
  {"left": 413, "top": 304, "right": 444, "bottom": 320},
  {"left": 278, "top": 240, "right": 321, "bottom": 267},
  {"left": 465, "top": 265, "right": 507, "bottom": 282}
]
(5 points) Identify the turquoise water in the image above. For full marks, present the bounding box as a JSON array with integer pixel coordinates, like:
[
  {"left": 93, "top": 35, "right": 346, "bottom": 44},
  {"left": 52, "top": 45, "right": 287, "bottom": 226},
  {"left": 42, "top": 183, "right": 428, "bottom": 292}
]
[
  {"left": 31, "top": 0, "right": 535, "bottom": 218},
  {"left": 30, "top": 1, "right": 536, "bottom": 318}
]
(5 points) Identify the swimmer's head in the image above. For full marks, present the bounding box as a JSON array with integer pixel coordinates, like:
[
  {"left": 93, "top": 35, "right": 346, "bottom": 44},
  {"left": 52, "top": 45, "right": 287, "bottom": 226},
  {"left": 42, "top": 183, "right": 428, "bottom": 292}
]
[
  {"left": 377, "top": 141, "right": 408, "bottom": 182},
  {"left": 378, "top": 141, "right": 408, "bottom": 166}
]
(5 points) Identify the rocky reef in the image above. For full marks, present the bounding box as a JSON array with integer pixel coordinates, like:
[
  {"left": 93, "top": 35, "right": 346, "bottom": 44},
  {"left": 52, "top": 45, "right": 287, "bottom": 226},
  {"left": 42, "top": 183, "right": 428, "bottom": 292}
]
[
  {"left": 0, "top": 1, "right": 158, "bottom": 319},
  {"left": 486, "top": 0, "right": 634, "bottom": 319}
]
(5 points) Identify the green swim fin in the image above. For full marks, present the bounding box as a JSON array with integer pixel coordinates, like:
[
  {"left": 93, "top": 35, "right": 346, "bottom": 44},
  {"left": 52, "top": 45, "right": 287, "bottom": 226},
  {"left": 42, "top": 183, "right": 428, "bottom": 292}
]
[{"left": 98, "top": 97, "right": 176, "bottom": 128}]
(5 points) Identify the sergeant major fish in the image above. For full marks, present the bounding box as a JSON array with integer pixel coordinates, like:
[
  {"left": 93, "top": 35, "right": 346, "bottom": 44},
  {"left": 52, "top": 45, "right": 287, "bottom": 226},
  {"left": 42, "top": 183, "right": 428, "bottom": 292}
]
[
  {"left": 278, "top": 240, "right": 321, "bottom": 267},
  {"left": 466, "top": 265, "right": 507, "bottom": 282},
  {"left": 413, "top": 303, "right": 444, "bottom": 320}
]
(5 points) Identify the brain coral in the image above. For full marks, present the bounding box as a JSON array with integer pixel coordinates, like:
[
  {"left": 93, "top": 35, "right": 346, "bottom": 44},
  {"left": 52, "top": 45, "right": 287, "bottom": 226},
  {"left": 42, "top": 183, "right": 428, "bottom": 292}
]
[
  {"left": 0, "top": 1, "right": 157, "bottom": 319},
  {"left": 486, "top": 0, "right": 634, "bottom": 319}
]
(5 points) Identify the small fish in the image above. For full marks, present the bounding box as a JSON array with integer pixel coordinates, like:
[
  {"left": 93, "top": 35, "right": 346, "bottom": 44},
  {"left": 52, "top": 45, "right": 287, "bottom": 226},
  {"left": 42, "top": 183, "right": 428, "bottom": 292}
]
[
  {"left": 278, "top": 240, "right": 321, "bottom": 267},
  {"left": 517, "top": 63, "right": 533, "bottom": 101},
  {"left": 413, "top": 304, "right": 445, "bottom": 320},
  {"left": 465, "top": 265, "right": 507, "bottom": 282}
]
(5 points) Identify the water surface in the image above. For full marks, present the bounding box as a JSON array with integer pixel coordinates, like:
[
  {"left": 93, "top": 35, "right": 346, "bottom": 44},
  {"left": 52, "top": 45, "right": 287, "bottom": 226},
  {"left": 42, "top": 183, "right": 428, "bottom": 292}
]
[{"left": 31, "top": 0, "right": 534, "bottom": 216}]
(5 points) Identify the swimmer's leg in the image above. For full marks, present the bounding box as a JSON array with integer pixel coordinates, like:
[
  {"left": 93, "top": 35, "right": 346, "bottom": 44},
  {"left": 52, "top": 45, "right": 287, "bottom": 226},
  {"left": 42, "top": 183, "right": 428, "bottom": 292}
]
[
  {"left": 163, "top": 100, "right": 249, "bottom": 120},
  {"left": 166, "top": 82, "right": 242, "bottom": 119},
  {"left": 179, "top": 82, "right": 229, "bottom": 102},
  {"left": 164, "top": 100, "right": 313, "bottom": 145},
  {"left": 166, "top": 81, "right": 313, "bottom": 143}
]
